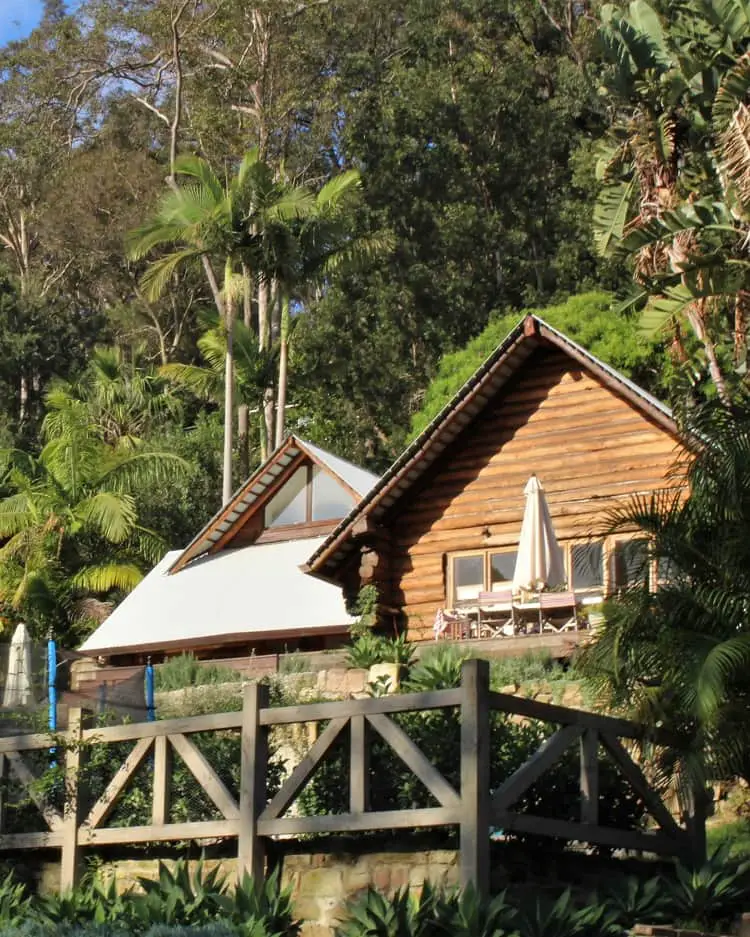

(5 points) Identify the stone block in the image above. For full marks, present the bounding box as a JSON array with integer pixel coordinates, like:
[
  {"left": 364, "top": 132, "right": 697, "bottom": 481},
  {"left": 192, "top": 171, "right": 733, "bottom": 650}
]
[{"left": 296, "top": 867, "right": 344, "bottom": 897}]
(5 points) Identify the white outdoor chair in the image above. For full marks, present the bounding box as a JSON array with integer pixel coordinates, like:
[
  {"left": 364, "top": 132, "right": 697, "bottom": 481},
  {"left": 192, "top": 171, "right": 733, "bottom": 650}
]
[
  {"left": 477, "top": 590, "right": 516, "bottom": 637},
  {"left": 538, "top": 591, "right": 578, "bottom": 633}
]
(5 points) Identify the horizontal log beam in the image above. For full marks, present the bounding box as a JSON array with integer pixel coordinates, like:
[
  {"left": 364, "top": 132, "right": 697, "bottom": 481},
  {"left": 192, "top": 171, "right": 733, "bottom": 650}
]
[
  {"left": 0, "top": 733, "right": 60, "bottom": 754},
  {"left": 257, "top": 806, "right": 461, "bottom": 837}
]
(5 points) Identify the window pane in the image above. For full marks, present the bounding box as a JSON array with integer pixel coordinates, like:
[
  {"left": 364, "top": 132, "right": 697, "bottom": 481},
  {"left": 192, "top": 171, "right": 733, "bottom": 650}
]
[
  {"left": 490, "top": 552, "right": 517, "bottom": 587},
  {"left": 614, "top": 540, "right": 649, "bottom": 588},
  {"left": 657, "top": 555, "right": 678, "bottom": 584},
  {"left": 264, "top": 467, "right": 308, "bottom": 527},
  {"left": 453, "top": 555, "right": 484, "bottom": 601},
  {"left": 311, "top": 466, "right": 355, "bottom": 521},
  {"left": 572, "top": 543, "right": 604, "bottom": 589}
]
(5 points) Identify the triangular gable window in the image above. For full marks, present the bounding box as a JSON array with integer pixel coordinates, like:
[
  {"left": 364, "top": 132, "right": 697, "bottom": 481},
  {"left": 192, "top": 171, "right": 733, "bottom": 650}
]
[{"left": 264, "top": 464, "right": 355, "bottom": 530}]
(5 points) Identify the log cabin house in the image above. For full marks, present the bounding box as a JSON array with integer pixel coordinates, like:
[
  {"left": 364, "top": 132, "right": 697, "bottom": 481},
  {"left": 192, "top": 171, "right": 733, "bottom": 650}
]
[
  {"left": 78, "top": 436, "right": 379, "bottom": 666},
  {"left": 304, "top": 314, "right": 688, "bottom": 641}
]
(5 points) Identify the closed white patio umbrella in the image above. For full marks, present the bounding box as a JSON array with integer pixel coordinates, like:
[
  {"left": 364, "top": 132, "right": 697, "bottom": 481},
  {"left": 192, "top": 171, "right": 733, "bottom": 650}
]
[
  {"left": 512, "top": 475, "right": 566, "bottom": 592},
  {"left": 3, "top": 623, "right": 33, "bottom": 708}
]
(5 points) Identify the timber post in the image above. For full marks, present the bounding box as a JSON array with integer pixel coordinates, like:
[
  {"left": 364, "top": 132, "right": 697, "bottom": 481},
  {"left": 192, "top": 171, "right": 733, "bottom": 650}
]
[
  {"left": 459, "top": 659, "right": 491, "bottom": 898},
  {"left": 60, "top": 707, "right": 86, "bottom": 892},
  {"left": 685, "top": 785, "right": 708, "bottom": 867},
  {"left": 238, "top": 681, "right": 269, "bottom": 884}
]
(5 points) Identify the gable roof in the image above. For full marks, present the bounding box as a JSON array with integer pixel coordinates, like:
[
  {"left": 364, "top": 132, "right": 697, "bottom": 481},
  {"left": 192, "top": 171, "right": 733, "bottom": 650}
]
[
  {"left": 79, "top": 538, "right": 356, "bottom": 657},
  {"left": 170, "top": 435, "right": 379, "bottom": 574},
  {"left": 304, "top": 314, "right": 678, "bottom": 582}
]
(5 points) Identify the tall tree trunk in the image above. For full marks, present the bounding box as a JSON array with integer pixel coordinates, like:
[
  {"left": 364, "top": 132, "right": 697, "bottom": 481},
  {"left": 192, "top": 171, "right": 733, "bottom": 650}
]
[
  {"left": 237, "top": 265, "right": 253, "bottom": 479},
  {"left": 222, "top": 259, "right": 236, "bottom": 505},
  {"left": 274, "top": 295, "right": 291, "bottom": 448},
  {"left": 257, "top": 278, "right": 271, "bottom": 462}
]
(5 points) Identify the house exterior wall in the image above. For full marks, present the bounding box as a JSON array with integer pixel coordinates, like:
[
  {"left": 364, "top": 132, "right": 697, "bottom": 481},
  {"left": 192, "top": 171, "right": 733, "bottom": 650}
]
[{"left": 382, "top": 345, "right": 686, "bottom": 640}]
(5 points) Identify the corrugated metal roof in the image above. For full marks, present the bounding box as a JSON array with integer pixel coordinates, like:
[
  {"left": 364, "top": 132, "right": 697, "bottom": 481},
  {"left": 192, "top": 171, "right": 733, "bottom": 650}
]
[{"left": 80, "top": 537, "right": 356, "bottom": 655}]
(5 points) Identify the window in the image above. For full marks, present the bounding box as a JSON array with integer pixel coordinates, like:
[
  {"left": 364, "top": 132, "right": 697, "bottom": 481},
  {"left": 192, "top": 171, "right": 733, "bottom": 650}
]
[
  {"left": 311, "top": 466, "right": 355, "bottom": 521},
  {"left": 453, "top": 554, "right": 484, "bottom": 602},
  {"left": 570, "top": 542, "right": 604, "bottom": 591},
  {"left": 449, "top": 549, "right": 517, "bottom": 604},
  {"left": 265, "top": 467, "right": 308, "bottom": 528},
  {"left": 612, "top": 539, "right": 650, "bottom": 589},
  {"left": 490, "top": 551, "right": 518, "bottom": 589},
  {"left": 264, "top": 463, "right": 355, "bottom": 530}
]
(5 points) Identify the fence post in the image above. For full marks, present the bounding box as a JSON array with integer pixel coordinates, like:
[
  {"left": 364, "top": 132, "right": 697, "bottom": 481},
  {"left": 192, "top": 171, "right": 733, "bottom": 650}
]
[
  {"left": 238, "top": 681, "right": 269, "bottom": 884},
  {"left": 60, "top": 707, "right": 85, "bottom": 892},
  {"left": 460, "top": 659, "right": 491, "bottom": 898}
]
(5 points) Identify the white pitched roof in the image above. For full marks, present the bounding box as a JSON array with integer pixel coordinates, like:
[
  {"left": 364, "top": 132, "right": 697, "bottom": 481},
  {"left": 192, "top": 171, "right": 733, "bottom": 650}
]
[
  {"left": 298, "top": 439, "right": 379, "bottom": 498},
  {"left": 80, "top": 536, "right": 356, "bottom": 656}
]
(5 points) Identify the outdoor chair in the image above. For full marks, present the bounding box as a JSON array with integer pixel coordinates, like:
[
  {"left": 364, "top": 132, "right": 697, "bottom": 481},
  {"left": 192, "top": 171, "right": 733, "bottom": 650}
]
[
  {"left": 538, "top": 591, "right": 578, "bottom": 633},
  {"left": 477, "top": 589, "right": 516, "bottom": 637},
  {"left": 433, "top": 608, "right": 473, "bottom": 640}
]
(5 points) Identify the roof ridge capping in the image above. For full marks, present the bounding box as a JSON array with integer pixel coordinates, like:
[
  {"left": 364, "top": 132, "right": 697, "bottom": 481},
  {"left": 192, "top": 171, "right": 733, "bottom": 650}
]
[{"left": 304, "top": 312, "right": 676, "bottom": 580}]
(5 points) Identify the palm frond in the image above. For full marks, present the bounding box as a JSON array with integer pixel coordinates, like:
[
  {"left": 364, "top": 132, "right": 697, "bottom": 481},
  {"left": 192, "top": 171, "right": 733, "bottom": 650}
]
[
  {"left": 139, "top": 248, "right": 203, "bottom": 301},
  {"left": 77, "top": 491, "right": 137, "bottom": 544},
  {"left": 71, "top": 563, "right": 144, "bottom": 594},
  {"left": 719, "top": 103, "right": 750, "bottom": 207},
  {"left": 98, "top": 451, "right": 189, "bottom": 493},
  {"left": 173, "top": 154, "right": 224, "bottom": 204},
  {"left": 159, "top": 362, "right": 223, "bottom": 401}
]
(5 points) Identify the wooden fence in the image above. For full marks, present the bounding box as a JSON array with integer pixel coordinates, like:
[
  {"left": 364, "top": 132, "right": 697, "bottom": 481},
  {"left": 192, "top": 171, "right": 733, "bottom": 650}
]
[{"left": 0, "top": 661, "right": 704, "bottom": 896}]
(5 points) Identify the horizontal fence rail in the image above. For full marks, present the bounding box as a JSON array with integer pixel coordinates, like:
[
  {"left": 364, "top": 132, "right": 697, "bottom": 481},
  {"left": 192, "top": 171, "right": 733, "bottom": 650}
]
[{"left": 0, "top": 661, "right": 704, "bottom": 897}]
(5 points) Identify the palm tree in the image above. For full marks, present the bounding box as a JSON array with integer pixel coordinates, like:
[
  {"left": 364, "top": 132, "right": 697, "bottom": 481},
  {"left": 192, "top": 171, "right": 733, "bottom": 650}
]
[
  {"left": 128, "top": 151, "right": 311, "bottom": 503},
  {"left": 594, "top": 0, "right": 750, "bottom": 402},
  {"left": 45, "top": 345, "right": 181, "bottom": 450},
  {"left": 263, "top": 170, "right": 392, "bottom": 447},
  {"left": 579, "top": 397, "right": 750, "bottom": 805},
  {"left": 0, "top": 395, "right": 186, "bottom": 641}
]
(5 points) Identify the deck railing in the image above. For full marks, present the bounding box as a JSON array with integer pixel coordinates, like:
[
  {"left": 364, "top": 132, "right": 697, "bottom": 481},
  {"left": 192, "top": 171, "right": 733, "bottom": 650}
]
[{"left": 0, "top": 661, "right": 703, "bottom": 896}]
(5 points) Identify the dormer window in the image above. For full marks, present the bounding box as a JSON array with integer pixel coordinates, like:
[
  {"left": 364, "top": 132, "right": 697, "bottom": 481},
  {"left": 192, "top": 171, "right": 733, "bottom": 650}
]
[{"left": 264, "top": 464, "right": 355, "bottom": 530}]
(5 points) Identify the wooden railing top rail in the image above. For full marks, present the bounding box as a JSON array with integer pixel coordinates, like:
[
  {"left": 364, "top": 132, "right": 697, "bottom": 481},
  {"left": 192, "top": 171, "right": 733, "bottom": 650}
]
[
  {"left": 81, "top": 711, "right": 243, "bottom": 744},
  {"left": 0, "top": 731, "right": 62, "bottom": 754},
  {"left": 489, "top": 691, "right": 678, "bottom": 746},
  {"left": 259, "top": 688, "right": 463, "bottom": 726}
]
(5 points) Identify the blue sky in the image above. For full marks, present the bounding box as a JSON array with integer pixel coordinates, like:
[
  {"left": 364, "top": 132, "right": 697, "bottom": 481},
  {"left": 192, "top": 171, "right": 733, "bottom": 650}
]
[{"left": 0, "top": 1, "right": 43, "bottom": 46}]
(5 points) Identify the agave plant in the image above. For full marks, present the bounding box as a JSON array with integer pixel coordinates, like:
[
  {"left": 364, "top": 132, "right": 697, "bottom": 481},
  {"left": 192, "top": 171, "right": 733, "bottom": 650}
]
[
  {"left": 216, "top": 867, "right": 300, "bottom": 937},
  {"left": 335, "top": 884, "right": 444, "bottom": 937},
  {"left": 130, "top": 860, "right": 228, "bottom": 927},
  {"left": 346, "top": 632, "right": 388, "bottom": 669},
  {"left": 513, "top": 889, "right": 623, "bottom": 937},
  {"left": 595, "top": 875, "right": 669, "bottom": 929},
  {"left": 442, "top": 885, "right": 517, "bottom": 937},
  {"left": 0, "top": 870, "right": 31, "bottom": 928},
  {"left": 664, "top": 847, "right": 750, "bottom": 929}
]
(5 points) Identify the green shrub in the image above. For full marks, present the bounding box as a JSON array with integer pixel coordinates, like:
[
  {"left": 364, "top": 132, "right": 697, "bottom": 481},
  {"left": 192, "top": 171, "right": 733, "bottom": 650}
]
[
  {"left": 155, "top": 654, "right": 241, "bottom": 691},
  {"left": 489, "top": 650, "right": 566, "bottom": 688},
  {"left": 379, "top": 635, "right": 415, "bottom": 666},
  {"left": 595, "top": 875, "right": 669, "bottom": 929}
]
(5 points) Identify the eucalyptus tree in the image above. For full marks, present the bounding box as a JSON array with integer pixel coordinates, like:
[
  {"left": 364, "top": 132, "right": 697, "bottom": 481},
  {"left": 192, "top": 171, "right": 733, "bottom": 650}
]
[
  {"left": 128, "top": 150, "right": 311, "bottom": 503},
  {"left": 594, "top": 0, "right": 750, "bottom": 401}
]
